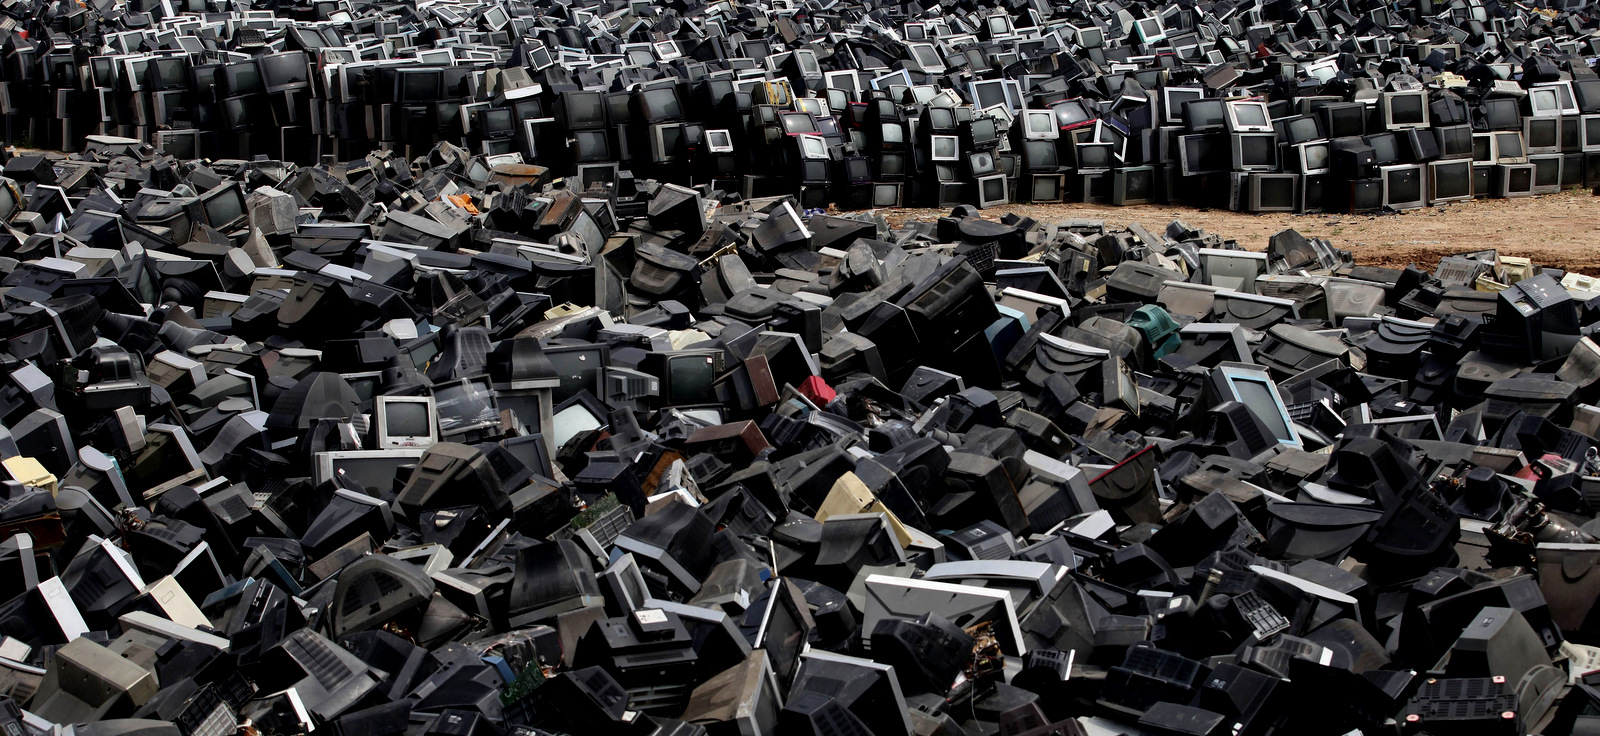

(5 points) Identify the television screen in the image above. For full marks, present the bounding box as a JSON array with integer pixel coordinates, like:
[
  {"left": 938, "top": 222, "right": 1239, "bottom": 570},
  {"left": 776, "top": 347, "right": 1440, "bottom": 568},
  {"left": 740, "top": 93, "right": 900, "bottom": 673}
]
[
  {"left": 1024, "top": 140, "right": 1057, "bottom": 168},
  {"left": 973, "top": 80, "right": 1008, "bottom": 109},
  {"left": 1483, "top": 98, "right": 1520, "bottom": 130},
  {"left": 159, "top": 131, "right": 196, "bottom": 159},
  {"left": 1232, "top": 377, "right": 1292, "bottom": 442},
  {"left": 982, "top": 177, "right": 1005, "bottom": 202},
  {"left": 205, "top": 189, "right": 245, "bottom": 226},
  {"left": 1053, "top": 99, "right": 1093, "bottom": 128},
  {"left": 1389, "top": 94, "right": 1425, "bottom": 125},
  {"left": 1186, "top": 99, "right": 1227, "bottom": 129},
  {"left": 566, "top": 92, "right": 604, "bottom": 126},
  {"left": 1587, "top": 117, "right": 1600, "bottom": 147},
  {"left": 667, "top": 355, "right": 715, "bottom": 405},
  {"left": 1239, "top": 135, "right": 1274, "bottom": 166},
  {"left": 329, "top": 454, "right": 417, "bottom": 496},
  {"left": 872, "top": 184, "right": 899, "bottom": 207},
  {"left": 1324, "top": 103, "right": 1365, "bottom": 137},
  {"left": 402, "top": 70, "right": 438, "bottom": 101},
  {"left": 927, "top": 107, "right": 955, "bottom": 130},
  {"left": 880, "top": 124, "right": 904, "bottom": 144},
  {"left": 879, "top": 153, "right": 905, "bottom": 177},
  {"left": 1386, "top": 167, "right": 1422, "bottom": 204},
  {"left": 1437, "top": 125, "right": 1472, "bottom": 157},
  {"left": 1434, "top": 162, "right": 1471, "bottom": 198},
  {"left": 1259, "top": 177, "right": 1295, "bottom": 209},
  {"left": 1288, "top": 116, "right": 1320, "bottom": 142},
  {"left": 969, "top": 118, "right": 997, "bottom": 144},
  {"left": 482, "top": 108, "right": 513, "bottom": 135},
  {"left": 1302, "top": 143, "right": 1329, "bottom": 171},
  {"left": 1527, "top": 119, "right": 1558, "bottom": 149},
  {"left": 1079, "top": 144, "right": 1110, "bottom": 169},
  {"left": 225, "top": 62, "right": 263, "bottom": 95},
  {"left": 575, "top": 130, "right": 609, "bottom": 157},
  {"left": 1233, "top": 102, "right": 1269, "bottom": 127},
  {"left": 1508, "top": 166, "right": 1533, "bottom": 192},
  {"left": 642, "top": 87, "right": 684, "bottom": 120},
  {"left": 1497, "top": 132, "right": 1524, "bottom": 160},
  {"left": 154, "top": 58, "right": 186, "bottom": 88},
  {"left": 1533, "top": 156, "right": 1560, "bottom": 186},
  {"left": 932, "top": 136, "right": 958, "bottom": 159},
  {"left": 1367, "top": 133, "right": 1399, "bottom": 163},
  {"left": 260, "top": 52, "right": 308, "bottom": 88},
  {"left": 1033, "top": 176, "right": 1059, "bottom": 200},
  {"left": 385, "top": 401, "right": 431, "bottom": 437}
]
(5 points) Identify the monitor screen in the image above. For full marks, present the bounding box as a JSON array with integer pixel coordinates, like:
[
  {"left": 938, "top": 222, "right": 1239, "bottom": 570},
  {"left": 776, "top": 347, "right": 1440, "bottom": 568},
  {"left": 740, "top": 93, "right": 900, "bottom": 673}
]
[
  {"left": 1389, "top": 94, "right": 1425, "bottom": 124},
  {"left": 880, "top": 123, "right": 904, "bottom": 144},
  {"left": 1288, "top": 116, "right": 1320, "bottom": 142},
  {"left": 1259, "top": 178, "right": 1294, "bottom": 209},
  {"left": 1302, "top": 143, "right": 1329, "bottom": 171},
  {"left": 155, "top": 58, "right": 186, "bottom": 88},
  {"left": 384, "top": 400, "right": 431, "bottom": 437},
  {"left": 879, "top": 153, "right": 905, "bottom": 177},
  {"left": 1434, "top": 163, "right": 1470, "bottom": 198},
  {"left": 1386, "top": 167, "right": 1422, "bottom": 203},
  {"left": 1186, "top": 99, "right": 1227, "bottom": 129},
  {"left": 552, "top": 403, "right": 603, "bottom": 445},
  {"left": 1508, "top": 166, "right": 1533, "bottom": 192},
  {"left": 1032, "top": 176, "right": 1059, "bottom": 200},
  {"left": 1079, "top": 144, "right": 1110, "bottom": 169},
  {"left": 642, "top": 87, "right": 684, "bottom": 120},
  {"left": 932, "top": 136, "right": 958, "bottom": 159},
  {"left": 483, "top": 108, "right": 513, "bottom": 134},
  {"left": 402, "top": 70, "right": 438, "bottom": 101},
  {"left": 205, "top": 189, "right": 244, "bottom": 226},
  {"left": 160, "top": 132, "right": 196, "bottom": 159},
  {"left": 982, "top": 177, "right": 1005, "bottom": 201},
  {"left": 973, "top": 81, "right": 1008, "bottom": 109},
  {"left": 1367, "top": 133, "right": 1399, "bottom": 163},
  {"left": 1533, "top": 156, "right": 1560, "bottom": 186},
  {"left": 1024, "top": 140, "right": 1057, "bottom": 168},
  {"left": 1483, "top": 99, "right": 1519, "bottom": 129},
  {"left": 1239, "top": 135, "right": 1274, "bottom": 166},
  {"left": 667, "top": 355, "right": 715, "bottom": 405},
  {"left": 260, "top": 53, "right": 308, "bottom": 88},
  {"left": 1233, "top": 102, "right": 1268, "bottom": 127},
  {"left": 1438, "top": 126, "right": 1472, "bottom": 156},
  {"left": 1326, "top": 104, "right": 1364, "bottom": 137},
  {"left": 1232, "top": 377, "right": 1292, "bottom": 442},
  {"left": 657, "top": 124, "right": 684, "bottom": 158},
  {"left": 225, "top": 63, "right": 263, "bottom": 95},
  {"left": 330, "top": 454, "right": 416, "bottom": 496},
  {"left": 872, "top": 184, "right": 899, "bottom": 207},
  {"left": 1497, "top": 132, "right": 1524, "bottom": 160},
  {"left": 1528, "top": 119, "right": 1558, "bottom": 149},
  {"left": 1587, "top": 118, "right": 1600, "bottom": 147},
  {"left": 969, "top": 118, "right": 997, "bottom": 143},
  {"left": 575, "top": 130, "right": 609, "bottom": 156},
  {"left": 1053, "top": 100, "right": 1093, "bottom": 128},
  {"left": 566, "top": 92, "right": 605, "bottom": 126},
  {"left": 927, "top": 107, "right": 955, "bottom": 130}
]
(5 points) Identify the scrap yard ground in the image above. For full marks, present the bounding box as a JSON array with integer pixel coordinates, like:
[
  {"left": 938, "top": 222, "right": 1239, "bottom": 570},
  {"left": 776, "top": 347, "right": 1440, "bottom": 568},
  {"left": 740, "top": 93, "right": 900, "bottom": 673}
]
[{"left": 877, "top": 189, "right": 1600, "bottom": 273}]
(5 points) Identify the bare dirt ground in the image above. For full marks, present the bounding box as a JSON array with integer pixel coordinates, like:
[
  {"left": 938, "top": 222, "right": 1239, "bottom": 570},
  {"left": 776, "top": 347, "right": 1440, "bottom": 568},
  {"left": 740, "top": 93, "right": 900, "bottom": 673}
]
[{"left": 875, "top": 189, "right": 1600, "bottom": 275}]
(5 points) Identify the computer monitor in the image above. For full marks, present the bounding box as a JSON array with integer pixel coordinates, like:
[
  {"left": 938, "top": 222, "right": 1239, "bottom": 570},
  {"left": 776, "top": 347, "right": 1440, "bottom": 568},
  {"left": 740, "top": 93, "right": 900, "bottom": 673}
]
[
  {"left": 375, "top": 395, "right": 437, "bottom": 449},
  {"left": 638, "top": 86, "right": 684, "bottom": 121},
  {"left": 1380, "top": 164, "right": 1425, "bottom": 210},
  {"left": 1528, "top": 83, "right": 1576, "bottom": 117},
  {"left": 1381, "top": 90, "right": 1429, "bottom": 130},
  {"left": 573, "top": 129, "right": 611, "bottom": 162},
  {"left": 977, "top": 174, "right": 1008, "bottom": 208},
  {"left": 1022, "top": 139, "right": 1058, "bottom": 171},
  {"left": 1428, "top": 159, "right": 1473, "bottom": 203},
  {"left": 1530, "top": 154, "right": 1562, "bottom": 194},
  {"left": 1214, "top": 364, "right": 1301, "bottom": 448},
  {"left": 872, "top": 183, "right": 901, "bottom": 208},
  {"left": 930, "top": 134, "right": 959, "bottom": 161},
  {"left": 1584, "top": 116, "right": 1600, "bottom": 153},
  {"left": 1282, "top": 114, "right": 1323, "bottom": 144},
  {"left": 1365, "top": 132, "right": 1400, "bottom": 165},
  {"left": 705, "top": 129, "right": 734, "bottom": 153},
  {"left": 1162, "top": 87, "right": 1204, "bottom": 125},
  {"left": 1051, "top": 98, "right": 1094, "bottom": 130},
  {"left": 314, "top": 449, "right": 425, "bottom": 496}
]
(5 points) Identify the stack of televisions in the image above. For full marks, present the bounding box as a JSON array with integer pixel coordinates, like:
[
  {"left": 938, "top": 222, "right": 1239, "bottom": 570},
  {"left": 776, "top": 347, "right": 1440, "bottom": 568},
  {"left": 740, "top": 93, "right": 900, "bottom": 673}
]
[{"left": 10, "top": 0, "right": 1600, "bottom": 213}]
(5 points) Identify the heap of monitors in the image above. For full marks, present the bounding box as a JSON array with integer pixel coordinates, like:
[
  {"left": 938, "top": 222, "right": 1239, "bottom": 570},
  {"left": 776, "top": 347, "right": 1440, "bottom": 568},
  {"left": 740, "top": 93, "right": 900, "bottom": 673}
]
[{"left": 12, "top": 0, "right": 1600, "bottom": 215}]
